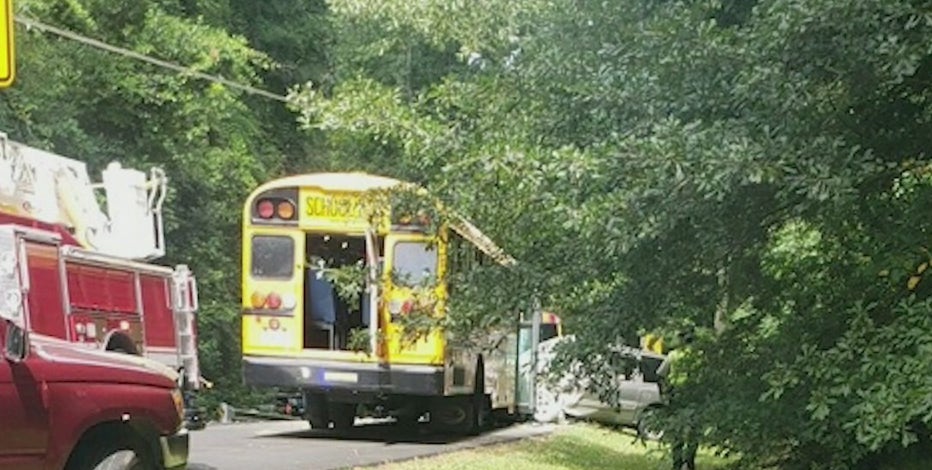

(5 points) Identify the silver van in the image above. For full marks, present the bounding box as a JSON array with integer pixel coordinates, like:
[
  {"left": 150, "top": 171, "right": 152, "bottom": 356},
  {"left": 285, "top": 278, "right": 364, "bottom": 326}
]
[{"left": 533, "top": 336, "right": 665, "bottom": 438}]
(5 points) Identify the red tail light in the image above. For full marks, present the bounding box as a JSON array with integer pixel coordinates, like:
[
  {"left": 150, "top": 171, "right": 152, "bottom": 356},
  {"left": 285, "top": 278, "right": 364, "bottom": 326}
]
[
  {"left": 257, "top": 200, "right": 275, "bottom": 219},
  {"left": 266, "top": 292, "right": 282, "bottom": 310}
]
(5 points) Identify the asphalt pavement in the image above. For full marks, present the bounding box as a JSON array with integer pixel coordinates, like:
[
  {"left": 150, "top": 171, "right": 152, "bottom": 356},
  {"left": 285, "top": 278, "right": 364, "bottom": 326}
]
[{"left": 187, "top": 419, "right": 555, "bottom": 470}]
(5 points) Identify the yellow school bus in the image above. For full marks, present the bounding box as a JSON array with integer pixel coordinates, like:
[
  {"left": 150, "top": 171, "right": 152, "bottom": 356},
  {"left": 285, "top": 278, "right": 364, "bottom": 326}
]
[{"left": 241, "top": 172, "right": 554, "bottom": 433}]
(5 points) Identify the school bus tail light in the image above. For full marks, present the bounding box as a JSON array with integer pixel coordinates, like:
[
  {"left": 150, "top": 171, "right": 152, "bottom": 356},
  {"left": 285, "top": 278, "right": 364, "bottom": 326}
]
[
  {"left": 251, "top": 188, "right": 299, "bottom": 224},
  {"left": 281, "top": 293, "right": 296, "bottom": 309},
  {"left": 276, "top": 200, "right": 296, "bottom": 220},
  {"left": 266, "top": 292, "right": 282, "bottom": 310},
  {"left": 250, "top": 291, "right": 268, "bottom": 309},
  {"left": 257, "top": 200, "right": 275, "bottom": 219},
  {"left": 249, "top": 290, "right": 295, "bottom": 312}
]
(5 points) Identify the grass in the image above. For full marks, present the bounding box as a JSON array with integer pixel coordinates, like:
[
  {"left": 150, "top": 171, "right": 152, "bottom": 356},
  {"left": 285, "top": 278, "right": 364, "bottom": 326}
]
[{"left": 371, "top": 423, "right": 732, "bottom": 470}]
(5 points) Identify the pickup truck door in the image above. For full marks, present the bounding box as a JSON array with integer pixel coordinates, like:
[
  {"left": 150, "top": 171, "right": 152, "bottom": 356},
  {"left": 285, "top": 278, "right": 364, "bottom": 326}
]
[{"left": 0, "top": 333, "right": 50, "bottom": 469}]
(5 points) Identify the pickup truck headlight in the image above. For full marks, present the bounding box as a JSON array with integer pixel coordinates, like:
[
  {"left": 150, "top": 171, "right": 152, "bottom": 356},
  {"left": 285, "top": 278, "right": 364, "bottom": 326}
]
[{"left": 171, "top": 388, "right": 185, "bottom": 422}]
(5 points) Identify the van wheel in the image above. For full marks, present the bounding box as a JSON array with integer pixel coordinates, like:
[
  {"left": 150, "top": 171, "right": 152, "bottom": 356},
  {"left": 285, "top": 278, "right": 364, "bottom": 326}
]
[
  {"left": 533, "top": 385, "right": 564, "bottom": 424},
  {"left": 637, "top": 406, "right": 664, "bottom": 441},
  {"left": 67, "top": 435, "right": 156, "bottom": 470}
]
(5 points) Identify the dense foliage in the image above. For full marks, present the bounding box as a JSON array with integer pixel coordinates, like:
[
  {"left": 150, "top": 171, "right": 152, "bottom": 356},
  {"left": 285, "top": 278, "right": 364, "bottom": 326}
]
[
  {"left": 3, "top": 0, "right": 932, "bottom": 467},
  {"left": 0, "top": 0, "right": 330, "bottom": 408},
  {"left": 292, "top": 1, "right": 932, "bottom": 468}
]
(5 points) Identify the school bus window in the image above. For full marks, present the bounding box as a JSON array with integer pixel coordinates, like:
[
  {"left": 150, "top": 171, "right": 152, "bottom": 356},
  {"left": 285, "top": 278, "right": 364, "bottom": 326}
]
[
  {"left": 392, "top": 242, "right": 437, "bottom": 287},
  {"left": 251, "top": 235, "right": 295, "bottom": 278}
]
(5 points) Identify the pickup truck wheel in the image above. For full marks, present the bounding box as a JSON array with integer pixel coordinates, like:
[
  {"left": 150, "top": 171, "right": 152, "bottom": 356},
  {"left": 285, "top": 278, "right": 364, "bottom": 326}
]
[
  {"left": 92, "top": 451, "right": 146, "bottom": 470},
  {"left": 67, "top": 436, "right": 157, "bottom": 470}
]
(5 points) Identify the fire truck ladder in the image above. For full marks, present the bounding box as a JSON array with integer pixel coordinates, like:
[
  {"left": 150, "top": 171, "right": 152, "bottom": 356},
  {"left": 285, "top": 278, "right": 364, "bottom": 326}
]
[
  {"left": 0, "top": 133, "right": 169, "bottom": 261},
  {"left": 171, "top": 264, "right": 200, "bottom": 390}
]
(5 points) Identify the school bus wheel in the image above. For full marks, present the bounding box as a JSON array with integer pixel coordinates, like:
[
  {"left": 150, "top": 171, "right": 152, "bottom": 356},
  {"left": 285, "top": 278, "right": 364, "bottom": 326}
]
[
  {"left": 304, "top": 392, "right": 329, "bottom": 429},
  {"left": 329, "top": 403, "right": 356, "bottom": 430},
  {"left": 473, "top": 360, "right": 490, "bottom": 431},
  {"left": 429, "top": 396, "right": 476, "bottom": 434}
]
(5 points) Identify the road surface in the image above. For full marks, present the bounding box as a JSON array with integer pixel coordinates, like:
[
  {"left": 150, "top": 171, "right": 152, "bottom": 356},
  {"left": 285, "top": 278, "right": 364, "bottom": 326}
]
[{"left": 187, "top": 419, "right": 555, "bottom": 470}]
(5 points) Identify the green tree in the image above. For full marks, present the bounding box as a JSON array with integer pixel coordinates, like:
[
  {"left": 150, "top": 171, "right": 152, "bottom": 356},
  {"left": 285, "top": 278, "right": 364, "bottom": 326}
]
[
  {"left": 292, "top": 0, "right": 932, "bottom": 467},
  {"left": 1, "top": 0, "right": 323, "bottom": 409}
]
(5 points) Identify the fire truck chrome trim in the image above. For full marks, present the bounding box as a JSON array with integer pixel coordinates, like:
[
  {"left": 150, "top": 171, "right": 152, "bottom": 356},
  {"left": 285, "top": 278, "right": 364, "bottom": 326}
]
[{"left": 60, "top": 245, "right": 174, "bottom": 275}]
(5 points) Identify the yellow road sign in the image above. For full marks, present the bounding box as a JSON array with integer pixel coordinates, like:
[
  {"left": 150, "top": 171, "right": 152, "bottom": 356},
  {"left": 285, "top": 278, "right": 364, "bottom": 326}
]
[{"left": 0, "top": 0, "right": 13, "bottom": 88}]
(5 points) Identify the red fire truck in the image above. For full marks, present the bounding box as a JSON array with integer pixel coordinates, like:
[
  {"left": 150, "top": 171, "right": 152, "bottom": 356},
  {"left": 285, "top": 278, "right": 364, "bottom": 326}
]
[{"left": 0, "top": 133, "right": 202, "bottom": 423}]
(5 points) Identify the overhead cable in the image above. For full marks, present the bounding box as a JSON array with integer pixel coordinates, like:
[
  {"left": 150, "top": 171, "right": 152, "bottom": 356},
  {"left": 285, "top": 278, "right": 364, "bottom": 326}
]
[{"left": 14, "top": 16, "right": 291, "bottom": 103}]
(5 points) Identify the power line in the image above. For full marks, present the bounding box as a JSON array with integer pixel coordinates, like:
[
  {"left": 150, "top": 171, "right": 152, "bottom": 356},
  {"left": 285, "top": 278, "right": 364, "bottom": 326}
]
[{"left": 14, "top": 16, "right": 292, "bottom": 103}]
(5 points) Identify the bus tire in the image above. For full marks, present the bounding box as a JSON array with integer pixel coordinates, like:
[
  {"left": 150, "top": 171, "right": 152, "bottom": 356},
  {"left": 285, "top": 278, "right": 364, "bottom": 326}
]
[
  {"left": 307, "top": 408, "right": 329, "bottom": 429},
  {"left": 394, "top": 406, "right": 423, "bottom": 428},
  {"left": 474, "top": 394, "right": 491, "bottom": 432},
  {"left": 473, "top": 360, "right": 490, "bottom": 432},
  {"left": 430, "top": 396, "right": 476, "bottom": 435},
  {"left": 329, "top": 403, "right": 356, "bottom": 430},
  {"left": 304, "top": 392, "right": 329, "bottom": 429}
]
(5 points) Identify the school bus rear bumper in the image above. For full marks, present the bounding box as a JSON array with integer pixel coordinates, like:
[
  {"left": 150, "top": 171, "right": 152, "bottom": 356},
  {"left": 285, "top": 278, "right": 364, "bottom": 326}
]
[{"left": 243, "top": 355, "right": 445, "bottom": 396}]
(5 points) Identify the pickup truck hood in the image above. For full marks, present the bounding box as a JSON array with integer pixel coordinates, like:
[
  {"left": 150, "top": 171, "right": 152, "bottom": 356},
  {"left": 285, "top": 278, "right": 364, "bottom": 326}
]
[{"left": 27, "top": 334, "right": 178, "bottom": 389}]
